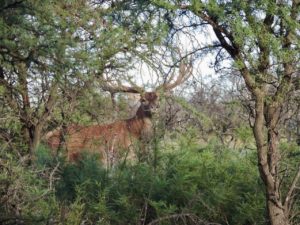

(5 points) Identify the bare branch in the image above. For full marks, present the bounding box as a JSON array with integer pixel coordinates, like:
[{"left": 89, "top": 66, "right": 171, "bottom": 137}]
[
  {"left": 49, "top": 162, "right": 60, "bottom": 191},
  {"left": 284, "top": 164, "right": 300, "bottom": 210}
]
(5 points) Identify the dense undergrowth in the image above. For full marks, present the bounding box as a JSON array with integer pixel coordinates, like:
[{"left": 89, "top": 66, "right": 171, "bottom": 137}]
[{"left": 0, "top": 132, "right": 268, "bottom": 225}]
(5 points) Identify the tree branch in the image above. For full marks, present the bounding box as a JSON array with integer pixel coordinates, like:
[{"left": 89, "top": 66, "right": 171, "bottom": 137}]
[
  {"left": 36, "top": 83, "right": 59, "bottom": 128},
  {"left": 284, "top": 165, "right": 300, "bottom": 211},
  {"left": 0, "top": 0, "right": 24, "bottom": 12},
  {"left": 0, "top": 66, "right": 20, "bottom": 113}
]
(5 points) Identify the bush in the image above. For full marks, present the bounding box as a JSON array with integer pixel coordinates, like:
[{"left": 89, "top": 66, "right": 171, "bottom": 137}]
[
  {"left": 0, "top": 133, "right": 266, "bottom": 225},
  {"left": 0, "top": 153, "right": 59, "bottom": 225},
  {"left": 55, "top": 135, "right": 266, "bottom": 225}
]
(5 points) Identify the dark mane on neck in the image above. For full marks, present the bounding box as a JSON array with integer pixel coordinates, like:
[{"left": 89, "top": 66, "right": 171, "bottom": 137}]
[
  {"left": 135, "top": 104, "right": 152, "bottom": 119},
  {"left": 125, "top": 104, "right": 152, "bottom": 126}
]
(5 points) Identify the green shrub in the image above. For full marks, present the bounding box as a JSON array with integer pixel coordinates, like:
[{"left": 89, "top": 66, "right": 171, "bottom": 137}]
[
  {"left": 0, "top": 132, "right": 266, "bottom": 225},
  {"left": 0, "top": 155, "right": 59, "bottom": 225},
  {"left": 55, "top": 134, "right": 266, "bottom": 225}
]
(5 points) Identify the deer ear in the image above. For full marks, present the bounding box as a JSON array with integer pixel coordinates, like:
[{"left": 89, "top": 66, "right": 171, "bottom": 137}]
[{"left": 150, "top": 92, "right": 158, "bottom": 101}]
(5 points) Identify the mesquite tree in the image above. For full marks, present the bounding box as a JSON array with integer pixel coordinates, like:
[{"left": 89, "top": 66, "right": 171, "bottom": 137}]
[
  {"left": 1, "top": 1, "right": 70, "bottom": 158},
  {"left": 0, "top": 1, "right": 98, "bottom": 160},
  {"left": 151, "top": 0, "right": 300, "bottom": 224}
]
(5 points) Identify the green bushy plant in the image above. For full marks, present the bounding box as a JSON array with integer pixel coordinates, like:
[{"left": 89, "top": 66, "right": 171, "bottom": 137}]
[
  {"left": 54, "top": 131, "right": 266, "bottom": 225},
  {"left": 0, "top": 130, "right": 266, "bottom": 224},
  {"left": 0, "top": 151, "right": 59, "bottom": 225}
]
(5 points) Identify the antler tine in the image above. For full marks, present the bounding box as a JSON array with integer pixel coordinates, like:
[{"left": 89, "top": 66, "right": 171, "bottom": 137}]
[
  {"left": 101, "top": 83, "right": 143, "bottom": 94},
  {"left": 100, "top": 78, "right": 144, "bottom": 94},
  {"left": 157, "top": 54, "right": 193, "bottom": 92}
]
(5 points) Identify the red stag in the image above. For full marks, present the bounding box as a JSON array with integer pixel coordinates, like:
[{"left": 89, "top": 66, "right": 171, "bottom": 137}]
[{"left": 45, "top": 59, "right": 192, "bottom": 167}]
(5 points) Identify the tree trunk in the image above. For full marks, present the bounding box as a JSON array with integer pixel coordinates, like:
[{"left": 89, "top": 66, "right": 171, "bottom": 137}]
[
  {"left": 22, "top": 124, "right": 43, "bottom": 164},
  {"left": 29, "top": 126, "right": 42, "bottom": 157},
  {"left": 297, "top": 120, "right": 300, "bottom": 146},
  {"left": 267, "top": 200, "right": 288, "bottom": 225},
  {"left": 253, "top": 95, "right": 290, "bottom": 225}
]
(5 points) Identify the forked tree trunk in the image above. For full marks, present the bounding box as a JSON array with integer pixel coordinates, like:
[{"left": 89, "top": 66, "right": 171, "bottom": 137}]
[{"left": 22, "top": 124, "right": 42, "bottom": 163}]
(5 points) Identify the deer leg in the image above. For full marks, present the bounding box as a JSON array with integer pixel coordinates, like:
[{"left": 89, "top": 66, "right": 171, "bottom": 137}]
[{"left": 109, "top": 134, "right": 117, "bottom": 168}]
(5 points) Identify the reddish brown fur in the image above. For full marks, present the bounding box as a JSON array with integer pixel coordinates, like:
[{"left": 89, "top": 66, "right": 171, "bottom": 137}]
[{"left": 45, "top": 92, "right": 158, "bottom": 167}]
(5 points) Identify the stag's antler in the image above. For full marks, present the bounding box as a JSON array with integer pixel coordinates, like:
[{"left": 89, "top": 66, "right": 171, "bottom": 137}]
[
  {"left": 99, "top": 50, "right": 192, "bottom": 94},
  {"left": 100, "top": 75, "right": 144, "bottom": 94},
  {"left": 101, "top": 82, "right": 143, "bottom": 94},
  {"left": 156, "top": 54, "right": 193, "bottom": 92}
]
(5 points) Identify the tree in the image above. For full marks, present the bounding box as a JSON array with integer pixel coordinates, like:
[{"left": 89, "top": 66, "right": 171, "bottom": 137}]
[
  {"left": 0, "top": 0, "right": 88, "bottom": 160},
  {"left": 150, "top": 0, "right": 300, "bottom": 224}
]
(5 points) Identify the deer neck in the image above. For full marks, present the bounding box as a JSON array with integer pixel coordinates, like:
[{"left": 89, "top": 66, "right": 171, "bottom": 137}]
[
  {"left": 126, "top": 106, "right": 153, "bottom": 139},
  {"left": 136, "top": 104, "right": 152, "bottom": 119}
]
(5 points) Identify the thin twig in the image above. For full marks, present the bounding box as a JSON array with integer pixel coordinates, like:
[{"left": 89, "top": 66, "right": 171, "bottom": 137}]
[
  {"left": 49, "top": 162, "right": 60, "bottom": 190},
  {"left": 284, "top": 164, "right": 300, "bottom": 209}
]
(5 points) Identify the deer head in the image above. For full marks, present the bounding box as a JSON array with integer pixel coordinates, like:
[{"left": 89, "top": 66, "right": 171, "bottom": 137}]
[{"left": 135, "top": 92, "right": 160, "bottom": 118}]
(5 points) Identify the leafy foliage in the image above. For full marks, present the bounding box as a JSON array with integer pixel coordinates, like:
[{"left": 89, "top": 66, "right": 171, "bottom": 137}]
[
  {"left": 1, "top": 132, "right": 267, "bottom": 224},
  {"left": 52, "top": 133, "right": 265, "bottom": 225},
  {"left": 0, "top": 154, "right": 59, "bottom": 225}
]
